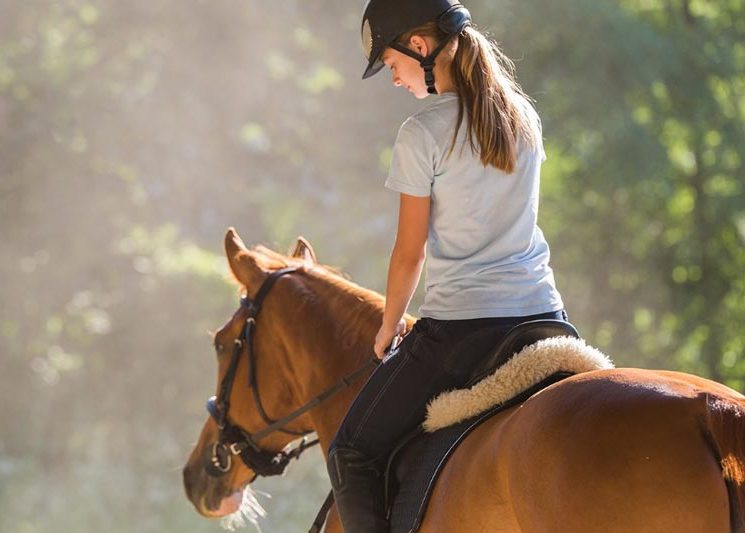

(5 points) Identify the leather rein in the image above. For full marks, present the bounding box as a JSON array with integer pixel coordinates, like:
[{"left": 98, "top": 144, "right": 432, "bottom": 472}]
[{"left": 205, "top": 267, "right": 378, "bottom": 479}]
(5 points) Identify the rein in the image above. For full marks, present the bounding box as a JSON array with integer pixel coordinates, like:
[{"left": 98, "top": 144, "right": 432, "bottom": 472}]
[{"left": 205, "top": 267, "right": 378, "bottom": 479}]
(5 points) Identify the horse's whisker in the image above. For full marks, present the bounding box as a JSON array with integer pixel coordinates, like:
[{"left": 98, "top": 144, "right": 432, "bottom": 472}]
[{"left": 220, "top": 486, "right": 269, "bottom": 532}]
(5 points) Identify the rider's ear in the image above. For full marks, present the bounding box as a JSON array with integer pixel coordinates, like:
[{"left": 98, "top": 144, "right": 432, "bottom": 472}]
[
  {"left": 289, "top": 236, "right": 317, "bottom": 264},
  {"left": 409, "top": 35, "right": 429, "bottom": 57},
  {"left": 225, "top": 228, "right": 268, "bottom": 295}
]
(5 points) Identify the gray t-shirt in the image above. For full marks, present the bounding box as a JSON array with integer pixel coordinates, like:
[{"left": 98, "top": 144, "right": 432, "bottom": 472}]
[{"left": 385, "top": 92, "right": 564, "bottom": 319}]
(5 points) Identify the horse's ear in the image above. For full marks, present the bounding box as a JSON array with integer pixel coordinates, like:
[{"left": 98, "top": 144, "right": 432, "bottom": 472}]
[
  {"left": 289, "top": 236, "right": 317, "bottom": 264},
  {"left": 225, "top": 228, "right": 267, "bottom": 293},
  {"left": 225, "top": 227, "right": 248, "bottom": 258}
]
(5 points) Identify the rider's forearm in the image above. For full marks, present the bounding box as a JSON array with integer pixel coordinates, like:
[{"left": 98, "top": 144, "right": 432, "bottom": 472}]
[{"left": 382, "top": 244, "right": 425, "bottom": 330}]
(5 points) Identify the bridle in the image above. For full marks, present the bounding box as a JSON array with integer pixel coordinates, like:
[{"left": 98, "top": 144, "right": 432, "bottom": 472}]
[{"left": 205, "top": 267, "right": 378, "bottom": 479}]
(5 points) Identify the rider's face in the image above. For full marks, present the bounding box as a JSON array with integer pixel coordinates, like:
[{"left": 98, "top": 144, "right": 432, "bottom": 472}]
[{"left": 381, "top": 38, "right": 430, "bottom": 99}]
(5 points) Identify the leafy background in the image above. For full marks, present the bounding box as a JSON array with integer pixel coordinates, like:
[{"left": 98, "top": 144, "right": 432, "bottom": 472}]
[{"left": 1, "top": 0, "right": 743, "bottom": 531}]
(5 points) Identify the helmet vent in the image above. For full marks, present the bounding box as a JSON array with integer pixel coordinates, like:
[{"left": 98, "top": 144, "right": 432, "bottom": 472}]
[{"left": 362, "top": 18, "right": 373, "bottom": 60}]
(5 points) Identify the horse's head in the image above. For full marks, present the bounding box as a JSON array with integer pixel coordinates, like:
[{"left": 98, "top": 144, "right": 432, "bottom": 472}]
[
  {"left": 182, "top": 228, "right": 323, "bottom": 519},
  {"left": 182, "top": 228, "right": 387, "bottom": 523}
]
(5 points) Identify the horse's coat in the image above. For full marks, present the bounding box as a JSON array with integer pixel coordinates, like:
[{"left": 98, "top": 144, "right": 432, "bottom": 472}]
[{"left": 183, "top": 229, "right": 745, "bottom": 532}]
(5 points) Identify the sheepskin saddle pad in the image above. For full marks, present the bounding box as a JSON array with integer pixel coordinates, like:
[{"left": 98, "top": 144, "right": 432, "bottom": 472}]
[
  {"left": 383, "top": 335, "right": 614, "bottom": 533},
  {"left": 425, "top": 335, "right": 615, "bottom": 431}
]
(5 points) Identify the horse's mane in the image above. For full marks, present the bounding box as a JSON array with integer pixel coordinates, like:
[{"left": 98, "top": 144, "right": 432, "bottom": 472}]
[{"left": 225, "top": 243, "right": 419, "bottom": 352}]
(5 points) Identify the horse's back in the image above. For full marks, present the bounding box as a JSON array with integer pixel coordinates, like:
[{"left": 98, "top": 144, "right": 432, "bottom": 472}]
[{"left": 421, "top": 368, "right": 741, "bottom": 532}]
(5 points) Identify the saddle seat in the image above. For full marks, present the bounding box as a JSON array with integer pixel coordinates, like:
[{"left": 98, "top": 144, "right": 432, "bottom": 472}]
[
  {"left": 466, "top": 319, "right": 580, "bottom": 387},
  {"left": 380, "top": 319, "right": 614, "bottom": 533}
]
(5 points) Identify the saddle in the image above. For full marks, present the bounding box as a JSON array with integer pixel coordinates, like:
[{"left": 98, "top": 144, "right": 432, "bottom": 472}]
[
  {"left": 310, "top": 320, "right": 612, "bottom": 533},
  {"left": 384, "top": 319, "right": 581, "bottom": 532},
  {"left": 466, "top": 319, "right": 580, "bottom": 387}
]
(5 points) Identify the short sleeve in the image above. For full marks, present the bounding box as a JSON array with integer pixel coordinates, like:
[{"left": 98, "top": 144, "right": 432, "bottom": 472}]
[{"left": 385, "top": 117, "right": 437, "bottom": 197}]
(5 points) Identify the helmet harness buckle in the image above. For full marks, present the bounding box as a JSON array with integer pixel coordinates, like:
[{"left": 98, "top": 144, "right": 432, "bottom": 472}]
[{"left": 390, "top": 38, "right": 454, "bottom": 95}]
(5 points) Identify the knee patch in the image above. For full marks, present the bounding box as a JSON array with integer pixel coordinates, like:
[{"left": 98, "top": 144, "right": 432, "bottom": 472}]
[{"left": 327, "top": 447, "right": 380, "bottom": 489}]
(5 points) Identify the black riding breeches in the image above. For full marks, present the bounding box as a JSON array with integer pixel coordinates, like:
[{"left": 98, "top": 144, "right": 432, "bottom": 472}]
[{"left": 329, "top": 309, "right": 568, "bottom": 466}]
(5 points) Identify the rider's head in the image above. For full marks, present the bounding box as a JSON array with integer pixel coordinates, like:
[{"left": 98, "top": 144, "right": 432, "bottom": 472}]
[
  {"left": 361, "top": 0, "right": 472, "bottom": 96},
  {"left": 363, "top": 0, "right": 541, "bottom": 172}
]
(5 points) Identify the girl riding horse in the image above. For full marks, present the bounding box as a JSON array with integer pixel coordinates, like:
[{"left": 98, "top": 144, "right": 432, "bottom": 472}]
[{"left": 328, "top": 1, "right": 568, "bottom": 530}]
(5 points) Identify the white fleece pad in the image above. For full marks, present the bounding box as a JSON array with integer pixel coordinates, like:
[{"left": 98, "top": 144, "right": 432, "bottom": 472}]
[{"left": 423, "top": 336, "right": 614, "bottom": 432}]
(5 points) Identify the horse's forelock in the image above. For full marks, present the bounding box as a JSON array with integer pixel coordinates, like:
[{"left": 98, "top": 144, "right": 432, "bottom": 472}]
[{"left": 253, "top": 245, "right": 290, "bottom": 267}]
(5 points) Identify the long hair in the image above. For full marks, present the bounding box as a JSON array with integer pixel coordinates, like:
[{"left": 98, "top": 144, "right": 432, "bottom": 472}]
[{"left": 397, "top": 24, "right": 540, "bottom": 173}]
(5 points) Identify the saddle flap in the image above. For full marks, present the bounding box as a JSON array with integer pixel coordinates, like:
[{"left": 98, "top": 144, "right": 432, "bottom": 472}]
[
  {"left": 466, "top": 319, "right": 580, "bottom": 387},
  {"left": 384, "top": 371, "right": 575, "bottom": 533}
]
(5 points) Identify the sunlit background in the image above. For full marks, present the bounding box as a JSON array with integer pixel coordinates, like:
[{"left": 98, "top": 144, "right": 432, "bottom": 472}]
[{"left": 1, "top": 0, "right": 744, "bottom": 531}]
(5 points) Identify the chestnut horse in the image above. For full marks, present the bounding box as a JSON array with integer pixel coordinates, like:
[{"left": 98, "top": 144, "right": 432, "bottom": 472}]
[{"left": 183, "top": 228, "right": 745, "bottom": 532}]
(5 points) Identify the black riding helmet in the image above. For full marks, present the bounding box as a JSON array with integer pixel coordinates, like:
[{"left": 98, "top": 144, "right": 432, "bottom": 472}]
[{"left": 361, "top": 0, "right": 472, "bottom": 94}]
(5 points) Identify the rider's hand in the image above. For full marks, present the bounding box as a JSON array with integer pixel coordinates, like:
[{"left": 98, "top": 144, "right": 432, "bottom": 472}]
[{"left": 374, "top": 319, "right": 406, "bottom": 359}]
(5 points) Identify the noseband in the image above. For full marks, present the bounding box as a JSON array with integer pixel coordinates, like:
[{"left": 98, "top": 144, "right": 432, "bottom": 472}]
[{"left": 205, "top": 267, "right": 377, "bottom": 479}]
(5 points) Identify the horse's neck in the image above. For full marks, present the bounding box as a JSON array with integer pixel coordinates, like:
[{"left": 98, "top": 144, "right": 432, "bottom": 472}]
[{"left": 290, "top": 268, "right": 384, "bottom": 452}]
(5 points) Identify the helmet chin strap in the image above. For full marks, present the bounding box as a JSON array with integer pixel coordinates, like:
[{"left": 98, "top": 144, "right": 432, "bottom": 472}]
[{"left": 390, "top": 39, "right": 452, "bottom": 95}]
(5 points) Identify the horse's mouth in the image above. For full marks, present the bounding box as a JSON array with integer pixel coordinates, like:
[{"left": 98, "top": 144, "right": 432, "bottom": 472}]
[
  {"left": 200, "top": 489, "right": 245, "bottom": 518},
  {"left": 198, "top": 483, "right": 268, "bottom": 530}
]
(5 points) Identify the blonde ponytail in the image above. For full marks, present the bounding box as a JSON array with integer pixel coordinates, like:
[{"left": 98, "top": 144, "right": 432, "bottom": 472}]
[
  {"left": 450, "top": 26, "right": 540, "bottom": 172},
  {"left": 397, "top": 24, "right": 540, "bottom": 173}
]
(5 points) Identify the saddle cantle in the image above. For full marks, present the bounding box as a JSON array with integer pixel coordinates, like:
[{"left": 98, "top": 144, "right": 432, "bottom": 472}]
[
  {"left": 424, "top": 326, "right": 614, "bottom": 433},
  {"left": 466, "top": 319, "right": 580, "bottom": 387},
  {"left": 380, "top": 321, "right": 614, "bottom": 533}
]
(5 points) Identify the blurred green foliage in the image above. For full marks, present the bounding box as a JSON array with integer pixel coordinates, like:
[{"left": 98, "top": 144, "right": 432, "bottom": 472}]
[{"left": 0, "top": 0, "right": 743, "bottom": 531}]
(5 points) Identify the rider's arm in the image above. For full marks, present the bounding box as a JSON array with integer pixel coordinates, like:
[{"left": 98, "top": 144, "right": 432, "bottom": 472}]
[{"left": 374, "top": 192, "right": 430, "bottom": 357}]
